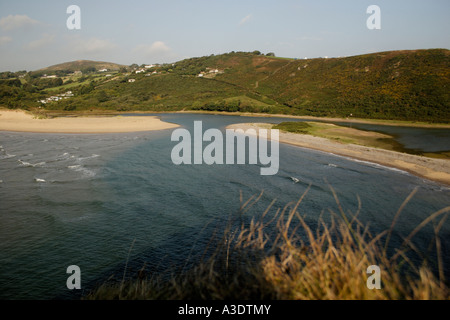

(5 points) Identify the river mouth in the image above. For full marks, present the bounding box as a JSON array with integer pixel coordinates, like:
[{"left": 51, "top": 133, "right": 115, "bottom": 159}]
[{"left": 0, "top": 113, "right": 449, "bottom": 299}]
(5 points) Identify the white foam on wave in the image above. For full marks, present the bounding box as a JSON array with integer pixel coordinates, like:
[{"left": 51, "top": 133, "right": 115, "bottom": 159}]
[
  {"left": 34, "top": 178, "right": 46, "bottom": 183},
  {"left": 322, "top": 151, "right": 411, "bottom": 176},
  {"left": 53, "top": 152, "right": 72, "bottom": 161},
  {"left": 0, "top": 154, "right": 16, "bottom": 160},
  {"left": 18, "top": 159, "right": 46, "bottom": 167},
  {"left": 0, "top": 146, "right": 16, "bottom": 160},
  {"left": 68, "top": 164, "right": 96, "bottom": 178},
  {"left": 76, "top": 154, "right": 100, "bottom": 162},
  {"left": 349, "top": 157, "right": 409, "bottom": 175}
]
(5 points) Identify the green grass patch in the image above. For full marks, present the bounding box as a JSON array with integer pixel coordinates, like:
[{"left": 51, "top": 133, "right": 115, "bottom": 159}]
[{"left": 273, "top": 121, "right": 405, "bottom": 151}]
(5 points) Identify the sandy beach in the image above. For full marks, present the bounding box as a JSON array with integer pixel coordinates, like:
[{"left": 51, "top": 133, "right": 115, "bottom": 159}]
[
  {"left": 0, "top": 110, "right": 179, "bottom": 133},
  {"left": 227, "top": 123, "right": 450, "bottom": 186}
]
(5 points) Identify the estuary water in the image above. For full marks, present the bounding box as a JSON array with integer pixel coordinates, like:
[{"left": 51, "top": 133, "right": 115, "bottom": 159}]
[{"left": 0, "top": 113, "right": 449, "bottom": 299}]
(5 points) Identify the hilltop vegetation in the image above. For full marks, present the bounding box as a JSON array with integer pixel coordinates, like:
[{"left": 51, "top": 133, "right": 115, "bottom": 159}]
[
  {"left": 34, "top": 60, "right": 125, "bottom": 76},
  {"left": 0, "top": 49, "right": 449, "bottom": 122}
]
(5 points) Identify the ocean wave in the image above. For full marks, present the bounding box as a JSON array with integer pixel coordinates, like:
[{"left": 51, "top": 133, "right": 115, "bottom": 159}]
[
  {"left": 45, "top": 152, "right": 74, "bottom": 163},
  {"left": 34, "top": 178, "right": 46, "bottom": 183},
  {"left": 324, "top": 152, "right": 411, "bottom": 176},
  {"left": 68, "top": 164, "right": 96, "bottom": 178},
  {"left": 350, "top": 158, "right": 409, "bottom": 175},
  {"left": 57, "top": 152, "right": 71, "bottom": 159},
  {"left": 18, "top": 159, "right": 46, "bottom": 167},
  {"left": 76, "top": 154, "right": 100, "bottom": 162},
  {"left": 0, "top": 154, "right": 16, "bottom": 160}
]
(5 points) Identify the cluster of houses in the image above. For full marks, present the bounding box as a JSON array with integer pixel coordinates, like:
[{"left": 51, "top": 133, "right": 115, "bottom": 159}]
[
  {"left": 135, "top": 69, "right": 160, "bottom": 75},
  {"left": 42, "top": 71, "right": 82, "bottom": 78},
  {"left": 39, "top": 91, "right": 74, "bottom": 104},
  {"left": 135, "top": 65, "right": 160, "bottom": 75},
  {"left": 67, "top": 70, "right": 82, "bottom": 77},
  {"left": 41, "top": 74, "right": 58, "bottom": 79},
  {"left": 198, "top": 68, "right": 223, "bottom": 78},
  {"left": 127, "top": 64, "right": 162, "bottom": 82}
]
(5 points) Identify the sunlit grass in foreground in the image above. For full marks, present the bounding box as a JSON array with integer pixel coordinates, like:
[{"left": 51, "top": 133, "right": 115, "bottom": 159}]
[{"left": 85, "top": 186, "right": 449, "bottom": 300}]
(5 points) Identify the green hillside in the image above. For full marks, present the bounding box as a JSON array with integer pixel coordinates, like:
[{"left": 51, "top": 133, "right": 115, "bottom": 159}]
[
  {"left": 1, "top": 50, "right": 449, "bottom": 122},
  {"left": 36, "top": 60, "right": 125, "bottom": 74},
  {"left": 257, "top": 49, "right": 450, "bottom": 120}
]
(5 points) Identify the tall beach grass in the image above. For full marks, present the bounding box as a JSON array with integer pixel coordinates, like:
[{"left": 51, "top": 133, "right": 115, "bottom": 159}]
[{"left": 85, "top": 186, "right": 449, "bottom": 300}]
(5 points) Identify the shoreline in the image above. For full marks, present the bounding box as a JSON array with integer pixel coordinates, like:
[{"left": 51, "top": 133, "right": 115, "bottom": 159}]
[
  {"left": 34, "top": 109, "right": 450, "bottom": 129},
  {"left": 176, "top": 110, "right": 450, "bottom": 129},
  {"left": 0, "top": 109, "right": 179, "bottom": 133},
  {"left": 226, "top": 123, "right": 450, "bottom": 186},
  {"left": 2, "top": 109, "right": 449, "bottom": 185}
]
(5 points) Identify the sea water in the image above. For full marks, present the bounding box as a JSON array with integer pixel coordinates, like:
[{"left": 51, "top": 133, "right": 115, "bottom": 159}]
[{"left": 0, "top": 114, "right": 449, "bottom": 299}]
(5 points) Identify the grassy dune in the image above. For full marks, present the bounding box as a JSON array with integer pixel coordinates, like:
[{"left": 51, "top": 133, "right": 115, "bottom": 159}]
[
  {"left": 273, "top": 121, "right": 450, "bottom": 159},
  {"left": 85, "top": 188, "right": 450, "bottom": 300},
  {"left": 273, "top": 121, "right": 402, "bottom": 151}
]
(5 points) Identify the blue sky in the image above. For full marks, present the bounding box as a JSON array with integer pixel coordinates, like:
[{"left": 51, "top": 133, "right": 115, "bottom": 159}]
[{"left": 0, "top": 0, "right": 449, "bottom": 71}]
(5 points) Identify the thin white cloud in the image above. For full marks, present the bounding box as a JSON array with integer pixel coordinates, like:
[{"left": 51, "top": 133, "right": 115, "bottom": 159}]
[
  {"left": 239, "top": 14, "right": 252, "bottom": 26},
  {"left": 134, "top": 41, "right": 171, "bottom": 55},
  {"left": 0, "top": 36, "right": 12, "bottom": 45},
  {"left": 69, "top": 36, "right": 117, "bottom": 55},
  {"left": 0, "top": 14, "right": 39, "bottom": 31},
  {"left": 25, "top": 34, "right": 55, "bottom": 50},
  {"left": 133, "top": 41, "right": 178, "bottom": 62}
]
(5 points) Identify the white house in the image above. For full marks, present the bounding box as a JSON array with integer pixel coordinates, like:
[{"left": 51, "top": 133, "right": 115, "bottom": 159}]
[
  {"left": 144, "top": 64, "right": 156, "bottom": 69},
  {"left": 99, "top": 68, "right": 108, "bottom": 72},
  {"left": 128, "top": 79, "right": 136, "bottom": 83},
  {"left": 135, "top": 69, "right": 145, "bottom": 74}
]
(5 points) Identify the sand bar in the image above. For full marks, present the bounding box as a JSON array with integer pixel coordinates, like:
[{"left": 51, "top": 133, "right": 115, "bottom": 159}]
[
  {"left": 0, "top": 110, "right": 179, "bottom": 133},
  {"left": 227, "top": 123, "right": 450, "bottom": 186}
]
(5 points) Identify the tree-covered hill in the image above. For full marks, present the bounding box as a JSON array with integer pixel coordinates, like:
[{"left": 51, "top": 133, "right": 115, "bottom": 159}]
[
  {"left": 1, "top": 49, "right": 449, "bottom": 122},
  {"left": 35, "top": 60, "right": 125, "bottom": 75}
]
